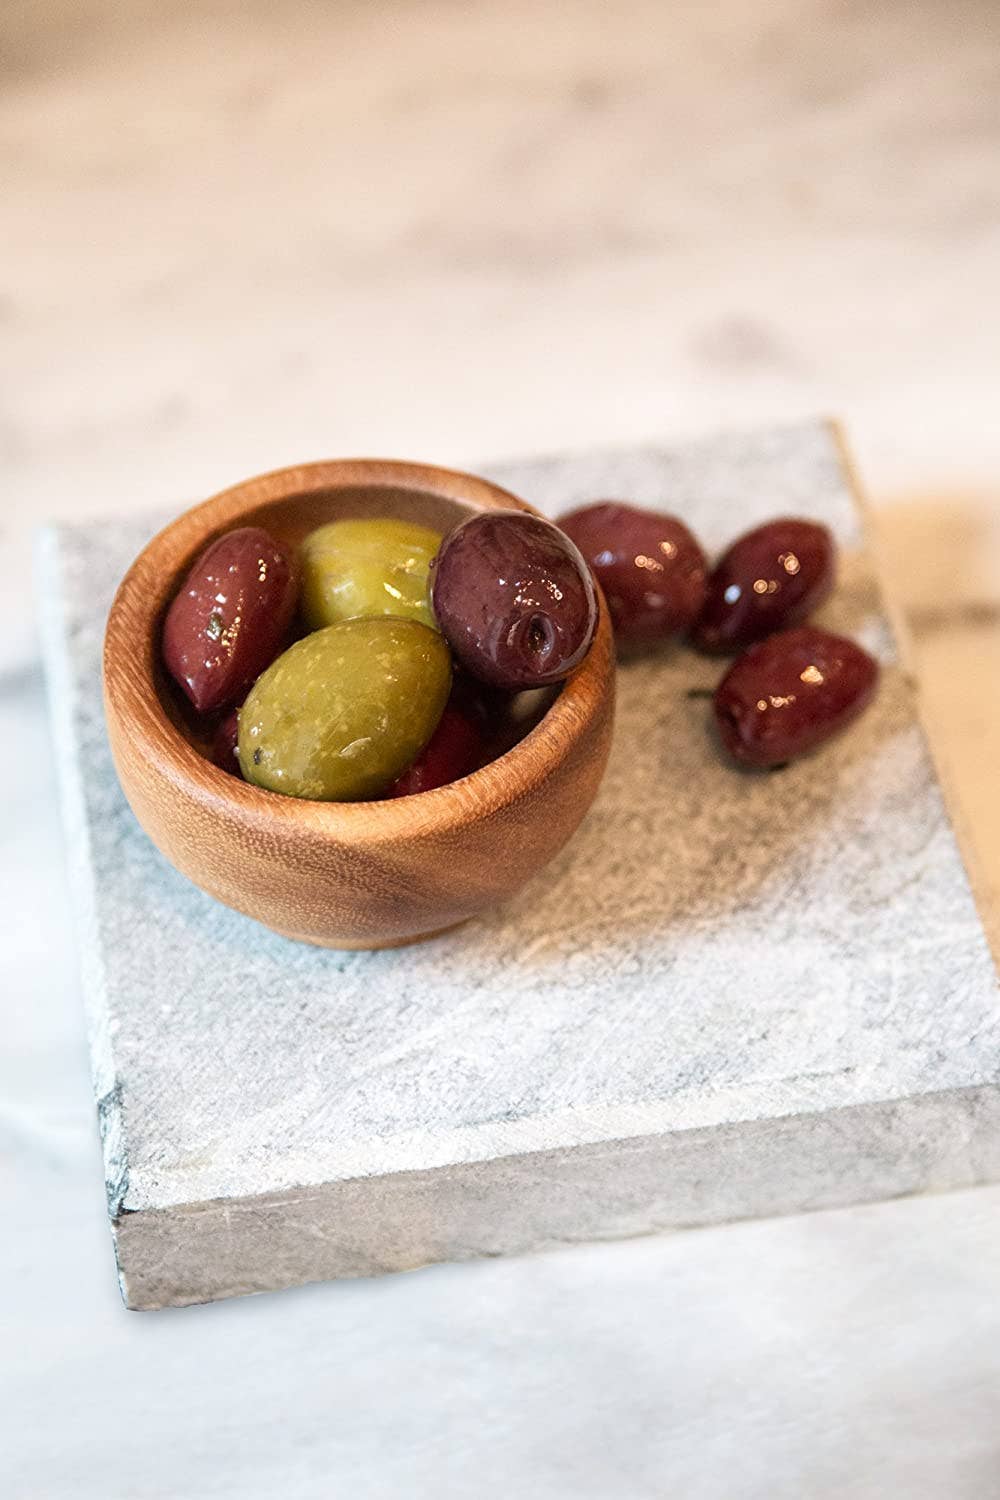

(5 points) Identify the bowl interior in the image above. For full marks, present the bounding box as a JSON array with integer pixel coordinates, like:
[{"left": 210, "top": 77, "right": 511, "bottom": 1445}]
[
  {"left": 151, "top": 474, "right": 557, "bottom": 777},
  {"left": 206, "top": 482, "right": 479, "bottom": 553}
]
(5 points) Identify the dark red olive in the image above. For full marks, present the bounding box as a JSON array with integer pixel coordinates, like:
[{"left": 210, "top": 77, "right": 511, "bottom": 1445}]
[
  {"left": 713, "top": 626, "right": 878, "bottom": 768},
  {"left": 162, "top": 527, "right": 298, "bottom": 713},
  {"left": 558, "top": 501, "right": 707, "bottom": 644},
  {"left": 693, "top": 518, "right": 834, "bottom": 654},
  {"left": 389, "top": 701, "right": 486, "bottom": 796},
  {"left": 431, "top": 512, "right": 598, "bottom": 690},
  {"left": 210, "top": 710, "right": 242, "bottom": 775}
]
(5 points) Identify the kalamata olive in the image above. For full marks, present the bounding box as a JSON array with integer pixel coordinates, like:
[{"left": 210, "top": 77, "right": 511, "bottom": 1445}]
[
  {"left": 431, "top": 512, "right": 598, "bottom": 690},
  {"left": 713, "top": 626, "right": 878, "bottom": 768},
  {"left": 557, "top": 501, "right": 707, "bottom": 644},
  {"left": 238, "top": 618, "right": 451, "bottom": 800},
  {"left": 693, "top": 518, "right": 835, "bottom": 654},
  {"left": 211, "top": 710, "right": 242, "bottom": 775},
  {"left": 300, "top": 517, "right": 442, "bottom": 632},
  {"left": 162, "top": 526, "right": 298, "bottom": 713},
  {"left": 389, "top": 700, "right": 485, "bottom": 796}
]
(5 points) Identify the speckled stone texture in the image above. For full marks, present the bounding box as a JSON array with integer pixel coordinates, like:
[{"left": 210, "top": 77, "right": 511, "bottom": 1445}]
[{"left": 40, "top": 422, "right": 1000, "bottom": 1310}]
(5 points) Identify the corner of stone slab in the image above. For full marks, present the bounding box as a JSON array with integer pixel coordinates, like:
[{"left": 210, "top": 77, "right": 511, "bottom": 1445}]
[{"left": 110, "top": 1211, "right": 141, "bottom": 1311}]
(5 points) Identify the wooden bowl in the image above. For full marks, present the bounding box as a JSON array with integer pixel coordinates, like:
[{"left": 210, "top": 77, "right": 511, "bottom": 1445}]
[{"left": 103, "top": 459, "right": 616, "bottom": 949}]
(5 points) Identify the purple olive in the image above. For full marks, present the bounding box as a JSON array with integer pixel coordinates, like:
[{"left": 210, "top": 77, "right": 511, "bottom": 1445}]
[
  {"left": 693, "top": 518, "right": 835, "bottom": 654},
  {"left": 162, "top": 527, "right": 298, "bottom": 713},
  {"left": 431, "top": 512, "right": 598, "bottom": 690},
  {"left": 210, "top": 709, "right": 242, "bottom": 775},
  {"left": 713, "top": 627, "right": 879, "bottom": 768},
  {"left": 558, "top": 501, "right": 708, "bottom": 644},
  {"left": 389, "top": 700, "right": 485, "bottom": 797}
]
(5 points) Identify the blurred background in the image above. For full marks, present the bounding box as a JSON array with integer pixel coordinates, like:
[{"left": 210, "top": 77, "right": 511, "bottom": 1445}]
[{"left": 3, "top": 1, "right": 1000, "bottom": 1495}]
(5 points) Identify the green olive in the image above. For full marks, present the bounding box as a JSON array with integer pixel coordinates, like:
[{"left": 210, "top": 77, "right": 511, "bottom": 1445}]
[
  {"left": 238, "top": 619, "right": 452, "bottom": 800},
  {"left": 300, "top": 517, "right": 442, "bottom": 631}
]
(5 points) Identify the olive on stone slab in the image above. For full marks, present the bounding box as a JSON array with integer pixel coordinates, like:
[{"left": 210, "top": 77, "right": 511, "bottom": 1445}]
[
  {"left": 431, "top": 512, "right": 598, "bottom": 690},
  {"left": 162, "top": 526, "right": 298, "bottom": 713},
  {"left": 693, "top": 518, "right": 835, "bottom": 654},
  {"left": 300, "top": 517, "right": 442, "bottom": 632},
  {"left": 557, "top": 501, "right": 708, "bottom": 645},
  {"left": 238, "top": 618, "right": 452, "bottom": 801},
  {"left": 713, "top": 626, "right": 878, "bottom": 769}
]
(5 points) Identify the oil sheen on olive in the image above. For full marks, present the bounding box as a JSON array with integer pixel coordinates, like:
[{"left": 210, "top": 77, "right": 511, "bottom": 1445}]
[
  {"left": 713, "top": 626, "right": 878, "bottom": 768},
  {"left": 558, "top": 501, "right": 708, "bottom": 644},
  {"left": 300, "top": 517, "right": 442, "bottom": 631},
  {"left": 431, "top": 512, "right": 598, "bottom": 690},
  {"left": 238, "top": 618, "right": 452, "bottom": 800},
  {"left": 693, "top": 518, "right": 835, "bottom": 654},
  {"left": 162, "top": 526, "right": 298, "bottom": 713}
]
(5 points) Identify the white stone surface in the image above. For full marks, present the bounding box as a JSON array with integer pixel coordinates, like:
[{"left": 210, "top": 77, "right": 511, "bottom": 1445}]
[
  {"left": 40, "top": 425, "right": 999, "bottom": 1309},
  {"left": 4, "top": 0, "right": 1000, "bottom": 1491}
]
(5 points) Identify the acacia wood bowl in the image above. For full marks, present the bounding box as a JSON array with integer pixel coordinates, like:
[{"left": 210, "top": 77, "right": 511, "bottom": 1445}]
[{"left": 103, "top": 459, "right": 616, "bottom": 949}]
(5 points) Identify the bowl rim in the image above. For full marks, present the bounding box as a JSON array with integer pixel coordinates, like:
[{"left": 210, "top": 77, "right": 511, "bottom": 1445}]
[{"left": 103, "top": 456, "right": 615, "bottom": 848}]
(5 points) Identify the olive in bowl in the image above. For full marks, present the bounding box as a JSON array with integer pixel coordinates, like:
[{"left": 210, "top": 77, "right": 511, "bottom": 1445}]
[{"left": 103, "top": 460, "right": 615, "bottom": 950}]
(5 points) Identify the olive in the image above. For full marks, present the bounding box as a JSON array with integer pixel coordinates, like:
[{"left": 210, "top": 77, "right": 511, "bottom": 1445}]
[
  {"left": 162, "top": 526, "right": 298, "bottom": 714},
  {"left": 238, "top": 618, "right": 452, "bottom": 801},
  {"left": 389, "top": 699, "right": 485, "bottom": 797},
  {"left": 211, "top": 709, "right": 242, "bottom": 775},
  {"left": 300, "top": 517, "right": 442, "bottom": 632},
  {"left": 558, "top": 501, "right": 707, "bottom": 644},
  {"left": 431, "top": 512, "right": 598, "bottom": 690},
  {"left": 693, "top": 518, "right": 835, "bottom": 654},
  {"left": 713, "top": 626, "right": 878, "bottom": 768}
]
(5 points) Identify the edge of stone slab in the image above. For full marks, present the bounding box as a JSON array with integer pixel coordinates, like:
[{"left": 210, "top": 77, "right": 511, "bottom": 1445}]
[
  {"left": 35, "top": 527, "right": 133, "bottom": 1296},
  {"left": 114, "top": 1080, "right": 1000, "bottom": 1309},
  {"left": 828, "top": 418, "right": 1000, "bottom": 965}
]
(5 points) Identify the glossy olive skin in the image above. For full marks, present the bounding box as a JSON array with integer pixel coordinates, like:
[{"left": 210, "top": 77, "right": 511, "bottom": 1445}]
[
  {"left": 558, "top": 501, "right": 708, "bottom": 644},
  {"left": 693, "top": 518, "right": 835, "bottom": 654},
  {"left": 431, "top": 512, "right": 598, "bottom": 690},
  {"left": 389, "top": 700, "right": 485, "bottom": 797},
  {"left": 300, "top": 517, "right": 442, "bottom": 631},
  {"left": 162, "top": 527, "right": 298, "bottom": 713},
  {"left": 238, "top": 619, "right": 452, "bottom": 801},
  {"left": 714, "top": 627, "right": 878, "bottom": 768},
  {"left": 211, "top": 710, "right": 242, "bottom": 775}
]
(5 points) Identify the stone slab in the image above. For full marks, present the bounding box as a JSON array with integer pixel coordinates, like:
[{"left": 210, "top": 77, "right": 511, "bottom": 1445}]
[{"left": 39, "top": 421, "right": 1000, "bottom": 1309}]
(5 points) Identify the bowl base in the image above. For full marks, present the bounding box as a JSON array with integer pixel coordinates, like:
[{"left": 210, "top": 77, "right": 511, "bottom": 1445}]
[{"left": 267, "top": 918, "right": 470, "bottom": 951}]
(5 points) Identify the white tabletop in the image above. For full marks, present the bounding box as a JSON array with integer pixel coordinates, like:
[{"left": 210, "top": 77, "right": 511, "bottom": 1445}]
[{"left": 3, "top": 1, "right": 1000, "bottom": 1494}]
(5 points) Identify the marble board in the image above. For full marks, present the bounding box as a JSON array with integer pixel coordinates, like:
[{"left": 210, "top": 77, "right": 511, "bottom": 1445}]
[{"left": 39, "top": 421, "right": 1000, "bottom": 1309}]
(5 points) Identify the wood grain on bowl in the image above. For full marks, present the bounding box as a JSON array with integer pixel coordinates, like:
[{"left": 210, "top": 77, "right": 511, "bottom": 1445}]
[{"left": 103, "top": 460, "right": 616, "bottom": 949}]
